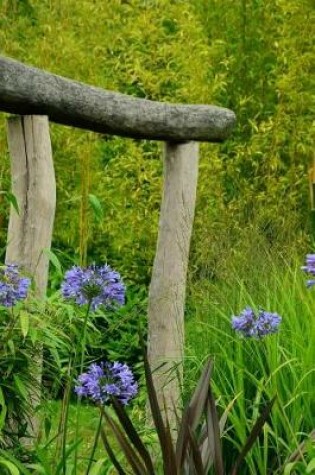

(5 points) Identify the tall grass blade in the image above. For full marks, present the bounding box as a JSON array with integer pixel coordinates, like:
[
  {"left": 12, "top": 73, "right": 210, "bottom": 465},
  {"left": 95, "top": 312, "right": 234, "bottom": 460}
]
[{"left": 231, "top": 396, "right": 276, "bottom": 475}]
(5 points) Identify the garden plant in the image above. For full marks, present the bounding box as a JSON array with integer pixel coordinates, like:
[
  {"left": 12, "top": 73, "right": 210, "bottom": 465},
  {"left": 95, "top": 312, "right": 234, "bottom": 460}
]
[
  {"left": 0, "top": 1, "right": 314, "bottom": 474},
  {"left": 0, "top": 257, "right": 314, "bottom": 474}
]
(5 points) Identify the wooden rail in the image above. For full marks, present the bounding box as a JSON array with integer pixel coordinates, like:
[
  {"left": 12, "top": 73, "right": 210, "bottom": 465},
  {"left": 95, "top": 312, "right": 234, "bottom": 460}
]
[{"left": 0, "top": 56, "right": 235, "bottom": 142}]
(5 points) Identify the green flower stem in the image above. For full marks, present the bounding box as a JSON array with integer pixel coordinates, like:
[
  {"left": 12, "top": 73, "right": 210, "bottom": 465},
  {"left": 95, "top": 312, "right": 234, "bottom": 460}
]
[
  {"left": 79, "top": 300, "right": 92, "bottom": 375},
  {"left": 85, "top": 408, "right": 103, "bottom": 475},
  {"left": 59, "top": 369, "right": 72, "bottom": 475},
  {"left": 73, "top": 300, "right": 92, "bottom": 474},
  {"left": 2, "top": 307, "right": 17, "bottom": 345}
]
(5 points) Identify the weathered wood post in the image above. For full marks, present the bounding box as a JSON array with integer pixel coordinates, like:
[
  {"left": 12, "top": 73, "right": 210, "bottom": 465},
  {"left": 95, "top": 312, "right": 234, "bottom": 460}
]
[
  {"left": 5, "top": 115, "right": 56, "bottom": 442},
  {"left": 147, "top": 141, "right": 199, "bottom": 427}
]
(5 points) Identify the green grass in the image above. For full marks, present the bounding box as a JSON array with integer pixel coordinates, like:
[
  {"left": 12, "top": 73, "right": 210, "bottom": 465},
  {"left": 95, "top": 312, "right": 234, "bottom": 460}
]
[
  {"left": 185, "top": 258, "right": 315, "bottom": 474},
  {"left": 36, "top": 401, "right": 113, "bottom": 474},
  {"left": 36, "top": 397, "right": 153, "bottom": 475}
]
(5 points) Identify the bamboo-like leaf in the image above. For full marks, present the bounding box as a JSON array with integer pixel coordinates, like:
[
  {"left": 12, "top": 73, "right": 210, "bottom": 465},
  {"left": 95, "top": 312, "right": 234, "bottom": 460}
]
[
  {"left": 231, "top": 396, "right": 276, "bottom": 475},
  {"left": 19, "top": 310, "right": 30, "bottom": 338},
  {"left": 101, "top": 407, "right": 147, "bottom": 475},
  {"left": 219, "top": 394, "right": 240, "bottom": 436},
  {"left": 1, "top": 191, "right": 20, "bottom": 215},
  {"left": 25, "top": 464, "right": 47, "bottom": 474},
  {"left": 306, "top": 459, "right": 315, "bottom": 474},
  {"left": 89, "top": 458, "right": 110, "bottom": 475},
  {"left": 100, "top": 425, "right": 126, "bottom": 475},
  {"left": 13, "top": 374, "right": 28, "bottom": 399},
  {"left": 111, "top": 397, "right": 155, "bottom": 474},
  {"left": 0, "top": 387, "right": 7, "bottom": 430},
  {"left": 0, "top": 459, "right": 20, "bottom": 475},
  {"left": 42, "top": 248, "right": 63, "bottom": 275},
  {"left": 88, "top": 193, "right": 104, "bottom": 222},
  {"left": 283, "top": 462, "right": 298, "bottom": 475},
  {"left": 0, "top": 450, "right": 32, "bottom": 475}
]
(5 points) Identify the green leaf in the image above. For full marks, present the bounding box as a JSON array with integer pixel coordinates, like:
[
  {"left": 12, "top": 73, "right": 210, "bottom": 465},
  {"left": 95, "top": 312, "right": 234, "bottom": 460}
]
[
  {"left": 13, "top": 375, "right": 28, "bottom": 399},
  {"left": 0, "top": 450, "right": 32, "bottom": 474},
  {"left": 89, "top": 458, "right": 109, "bottom": 475},
  {"left": 0, "top": 458, "right": 20, "bottom": 475},
  {"left": 307, "top": 459, "right": 315, "bottom": 473},
  {"left": 7, "top": 339, "right": 15, "bottom": 355},
  {"left": 231, "top": 396, "right": 276, "bottom": 475},
  {"left": 88, "top": 194, "right": 104, "bottom": 222},
  {"left": 25, "top": 464, "right": 47, "bottom": 474},
  {"left": 0, "top": 387, "right": 7, "bottom": 430},
  {"left": 0, "top": 191, "right": 20, "bottom": 215},
  {"left": 42, "top": 248, "right": 63, "bottom": 276},
  {"left": 283, "top": 462, "right": 298, "bottom": 474},
  {"left": 19, "top": 310, "right": 30, "bottom": 338},
  {"left": 44, "top": 415, "right": 52, "bottom": 440}
]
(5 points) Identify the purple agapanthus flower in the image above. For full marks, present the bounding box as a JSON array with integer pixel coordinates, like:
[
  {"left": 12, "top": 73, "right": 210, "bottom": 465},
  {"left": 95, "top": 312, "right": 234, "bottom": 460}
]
[
  {"left": 232, "top": 307, "right": 281, "bottom": 338},
  {"left": 61, "top": 264, "right": 125, "bottom": 311},
  {"left": 75, "top": 361, "right": 138, "bottom": 405},
  {"left": 301, "top": 254, "right": 315, "bottom": 287},
  {"left": 0, "top": 264, "right": 30, "bottom": 307}
]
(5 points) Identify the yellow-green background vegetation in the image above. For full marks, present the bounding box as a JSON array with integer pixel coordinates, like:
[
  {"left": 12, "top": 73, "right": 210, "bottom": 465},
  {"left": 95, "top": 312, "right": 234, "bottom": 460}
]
[{"left": 0, "top": 0, "right": 314, "bottom": 284}]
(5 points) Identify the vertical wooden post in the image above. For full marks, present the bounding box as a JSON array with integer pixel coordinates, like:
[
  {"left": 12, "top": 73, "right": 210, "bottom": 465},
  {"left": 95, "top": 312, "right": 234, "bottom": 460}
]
[
  {"left": 147, "top": 141, "right": 199, "bottom": 428},
  {"left": 5, "top": 115, "right": 56, "bottom": 442}
]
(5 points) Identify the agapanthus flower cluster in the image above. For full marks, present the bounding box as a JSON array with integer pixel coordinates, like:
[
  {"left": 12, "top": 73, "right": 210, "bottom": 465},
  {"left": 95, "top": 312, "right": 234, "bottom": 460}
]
[
  {"left": 0, "top": 264, "right": 30, "bottom": 307},
  {"left": 232, "top": 307, "right": 281, "bottom": 338},
  {"left": 75, "top": 361, "right": 138, "bottom": 405},
  {"left": 301, "top": 254, "right": 315, "bottom": 288},
  {"left": 61, "top": 264, "right": 125, "bottom": 311}
]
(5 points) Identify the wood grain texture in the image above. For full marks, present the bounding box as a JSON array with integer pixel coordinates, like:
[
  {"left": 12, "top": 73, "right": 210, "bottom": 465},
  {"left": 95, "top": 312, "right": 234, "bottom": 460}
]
[
  {"left": 5, "top": 115, "right": 56, "bottom": 444},
  {"left": 147, "top": 141, "right": 199, "bottom": 429},
  {"left": 0, "top": 56, "right": 236, "bottom": 142}
]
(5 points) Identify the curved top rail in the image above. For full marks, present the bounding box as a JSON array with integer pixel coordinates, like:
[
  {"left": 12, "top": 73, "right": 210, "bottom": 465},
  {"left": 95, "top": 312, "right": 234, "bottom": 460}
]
[{"left": 0, "top": 56, "right": 235, "bottom": 142}]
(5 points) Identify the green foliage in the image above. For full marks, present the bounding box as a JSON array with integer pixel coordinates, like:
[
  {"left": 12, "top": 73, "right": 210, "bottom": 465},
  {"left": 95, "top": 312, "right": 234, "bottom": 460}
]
[
  {"left": 283, "top": 436, "right": 315, "bottom": 475},
  {"left": 1, "top": 0, "right": 313, "bottom": 282},
  {"left": 186, "top": 256, "right": 315, "bottom": 474},
  {"left": 100, "top": 352, "right": 275, "bottom": 474},
  {"left": 0, "top": 297, "right": 71, "bottom": 449},
  {"left": 191, "top": 0, "right": 314, "bottom": 281},
  {"left": 93, "top": 286, "right": 147, "bottom": 370}
]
